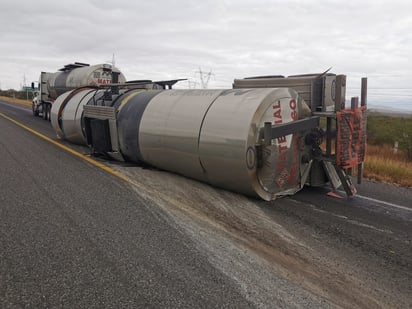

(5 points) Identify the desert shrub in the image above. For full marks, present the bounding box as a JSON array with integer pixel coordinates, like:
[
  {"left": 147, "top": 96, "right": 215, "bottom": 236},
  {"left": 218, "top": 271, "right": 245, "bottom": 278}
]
[{"left": 367, "top": 112, "right": 412, "bottom": 160}]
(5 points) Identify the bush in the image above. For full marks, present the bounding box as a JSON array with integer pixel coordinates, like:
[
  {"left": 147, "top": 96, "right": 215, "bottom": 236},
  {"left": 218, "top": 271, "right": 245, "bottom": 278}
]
[
  {"left": 0, "top": 89, "right": 36, "bottom": 100},
  {"left": 367, "top": 112, "right": 412, "bottom": 160}
]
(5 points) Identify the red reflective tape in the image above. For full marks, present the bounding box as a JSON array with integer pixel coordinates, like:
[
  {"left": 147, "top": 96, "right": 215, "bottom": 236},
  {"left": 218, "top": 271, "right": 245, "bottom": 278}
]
[
  {"left": 336, "top": 107, "right": 367, "bottom": 169},
  {"left": 327, "top": 191, "right": 344, "bottom": 199}
]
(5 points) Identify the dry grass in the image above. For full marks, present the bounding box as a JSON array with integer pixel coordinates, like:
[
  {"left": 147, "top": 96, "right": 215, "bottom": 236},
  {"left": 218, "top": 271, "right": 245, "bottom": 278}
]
[
  {"left": 0, "top": 95, "right": 32, "bottom": 107},
  {"left": 364, "top": 144, "right": 412, "bottom": 187}
]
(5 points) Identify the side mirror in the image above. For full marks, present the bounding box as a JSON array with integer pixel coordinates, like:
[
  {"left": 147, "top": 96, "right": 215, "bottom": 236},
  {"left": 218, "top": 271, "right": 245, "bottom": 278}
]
[{"left": 31, "top": 82, "right": 35, "bottom": 89}]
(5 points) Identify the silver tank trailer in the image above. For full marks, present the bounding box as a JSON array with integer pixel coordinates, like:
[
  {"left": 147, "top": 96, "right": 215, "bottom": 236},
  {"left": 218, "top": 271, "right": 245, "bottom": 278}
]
[
  {"left": 46, "top": 64, "right": 126, "bottom": 99},
  {"left": 51, "top": 88, "right": 312, "bottom": 200}
]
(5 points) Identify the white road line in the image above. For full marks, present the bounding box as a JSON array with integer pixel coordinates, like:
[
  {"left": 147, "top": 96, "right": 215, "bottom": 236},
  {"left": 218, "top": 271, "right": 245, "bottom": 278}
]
[
  {"left": 354, "top": 194, "right": 412, "bottom": 212},
  {"left": 346, "top": 219, "right": 393, "bottom": 234},
  {"left": 336, "top": 189, "right": 411, "bottom": 212},
  {"left": 303, "top": 202, "right": 395, "bottom": 234}
]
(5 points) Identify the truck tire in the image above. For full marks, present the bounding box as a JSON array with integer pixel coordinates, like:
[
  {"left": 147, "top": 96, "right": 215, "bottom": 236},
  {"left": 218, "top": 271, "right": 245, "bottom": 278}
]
[
  {"left": 42, "top": 103, "right": 51, "bottom": 121},
  {"left": 32, "top": 102, "right": 39, "bottom": 116},
  {"left": 42, "top": 103, "right": 47, "bottom": 120},
  {"left": 47, "top": 104, "right": 51, "bottom": 122}
]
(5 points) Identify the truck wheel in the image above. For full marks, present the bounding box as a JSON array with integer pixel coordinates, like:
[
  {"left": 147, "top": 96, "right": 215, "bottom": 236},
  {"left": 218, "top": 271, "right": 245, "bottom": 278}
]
[
  {"left": 42, "top": 103, "right": 47, "bottom": 120},
  {"left": 47, "top": 104, "right": 51, "bottom": 122},
  {"left": 32, "top": 103, "right": 39, "bottom": 116}
]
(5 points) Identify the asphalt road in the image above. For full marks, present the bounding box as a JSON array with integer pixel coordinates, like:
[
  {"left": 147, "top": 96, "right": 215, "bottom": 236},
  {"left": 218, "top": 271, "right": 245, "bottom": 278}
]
[
  {"left": 1, "top": 100, "right": 411, "bottom": 308},
  {"left": 0, "top": 101, "right": 253, "bottom": 308}
]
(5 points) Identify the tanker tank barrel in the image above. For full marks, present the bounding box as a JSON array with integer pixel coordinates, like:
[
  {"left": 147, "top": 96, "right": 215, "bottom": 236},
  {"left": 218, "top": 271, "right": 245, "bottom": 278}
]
[{"left": 52, "top": 87, "right": 314, "bottom": 200}]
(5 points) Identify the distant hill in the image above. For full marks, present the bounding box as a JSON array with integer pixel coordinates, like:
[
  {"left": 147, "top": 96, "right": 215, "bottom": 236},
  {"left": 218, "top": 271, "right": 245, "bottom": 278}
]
[{"left": 367, "top": 107, "right": 412, "bottom": 118}]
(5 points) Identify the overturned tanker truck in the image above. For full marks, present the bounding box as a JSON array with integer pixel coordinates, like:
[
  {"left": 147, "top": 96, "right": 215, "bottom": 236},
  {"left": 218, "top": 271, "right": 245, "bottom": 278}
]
[{"left": 50, "top": 71, "right": 367, "bottom": 201}]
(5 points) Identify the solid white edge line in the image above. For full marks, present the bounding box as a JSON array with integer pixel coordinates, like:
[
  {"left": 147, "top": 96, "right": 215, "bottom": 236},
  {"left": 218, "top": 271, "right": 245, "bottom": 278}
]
[{"left": 352, "top": 194, "right": 411, "bottom": 212}]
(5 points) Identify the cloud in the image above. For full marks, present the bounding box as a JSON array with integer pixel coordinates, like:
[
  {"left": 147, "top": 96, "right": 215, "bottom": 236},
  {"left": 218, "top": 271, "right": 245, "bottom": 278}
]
[{"left": 0, "top": 0, "right": 411, "bottom": 110}]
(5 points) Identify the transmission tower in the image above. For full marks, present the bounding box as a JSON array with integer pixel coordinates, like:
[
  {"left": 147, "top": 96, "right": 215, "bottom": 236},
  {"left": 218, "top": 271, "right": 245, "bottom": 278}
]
[
  {"left": 187, "top": 80, "right": 198, "bottom": 89},
  {"left": 196, "top": 67, "right": 214, "bottom": 89}
]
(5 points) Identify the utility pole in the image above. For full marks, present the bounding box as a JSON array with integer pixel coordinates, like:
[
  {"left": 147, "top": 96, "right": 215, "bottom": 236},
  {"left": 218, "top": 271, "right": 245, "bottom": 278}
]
[
  {"left": 106, "top": 53, "right": 116, "bottom": 67},
  {"left": 23, "top": 74, "right": 28, "bottom": 100}
]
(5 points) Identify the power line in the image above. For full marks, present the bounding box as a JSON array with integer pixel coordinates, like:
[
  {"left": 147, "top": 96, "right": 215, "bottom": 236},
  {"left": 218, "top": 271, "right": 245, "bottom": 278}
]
[
  {"left": 187, "top": 80, "right": 198, "bottom": 89},
  {"left": 348, "top": 87, "right": 412, "bottom": 90},
  {"left": 366, "top": 94, "right": 412, "bottom": 97}
]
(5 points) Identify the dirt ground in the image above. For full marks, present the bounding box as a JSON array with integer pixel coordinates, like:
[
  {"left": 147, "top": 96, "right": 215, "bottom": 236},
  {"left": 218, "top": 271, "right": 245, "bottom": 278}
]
[{"left": 0, "top": 96, "right": 31, "bottom": 107}]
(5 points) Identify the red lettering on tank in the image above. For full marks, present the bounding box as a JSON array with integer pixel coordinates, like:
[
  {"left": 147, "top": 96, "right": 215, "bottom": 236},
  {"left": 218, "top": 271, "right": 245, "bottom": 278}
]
[
  {"left": 272, "top": 100, "right": 281, "bottom": 109},
  {"left": 97, "top": 78, "right": 112, "bottom": 84},
  {"left": 271, "top": 98, "right": 301, "bottom": 187},
  {"left": 278, "top": 144, "right": 288, "bottom": 153},
  {"left": 289, "top": 99, "right": 296, "bottom": 110},
  {"left": 275, "top": 143, "right": 289, "bottom": 177},
  {"left": 273, "top": 109, "right": 282, "bottom": 119},
  {"left": 273, "top": 100, "right": 282, "bottom": 121},
  {"left": 287, "top": 135, "right": 300, "bottom": 184},
  {"left": 277, "top": 136, "right": 286, "bottom": 144},
  {"left": 272, "top": 99, "right": 287, "bottom": 181},
  {"left": 290, "top": 99, "right": 297, "bottom": 120}
]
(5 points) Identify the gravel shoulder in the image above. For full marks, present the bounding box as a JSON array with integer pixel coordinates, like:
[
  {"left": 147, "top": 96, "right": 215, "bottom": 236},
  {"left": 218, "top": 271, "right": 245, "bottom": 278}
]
[{"left": 109, "top": 162, "right": 412, "bottom": 308}]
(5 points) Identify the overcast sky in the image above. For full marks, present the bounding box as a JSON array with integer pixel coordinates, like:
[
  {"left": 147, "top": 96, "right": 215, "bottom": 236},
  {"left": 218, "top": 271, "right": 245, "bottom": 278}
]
[{"left": 0, "top": 0, "right": 411, "bottom": 110}]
